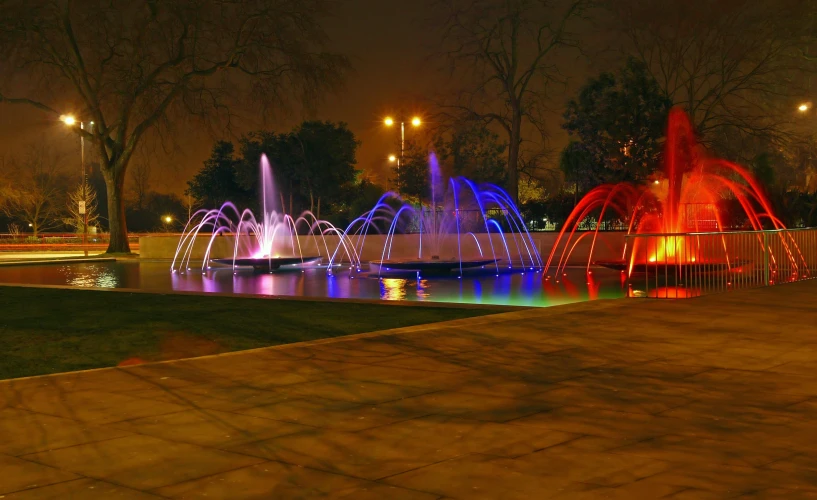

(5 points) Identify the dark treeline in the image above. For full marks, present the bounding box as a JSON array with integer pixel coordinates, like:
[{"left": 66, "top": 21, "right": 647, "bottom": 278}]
[{"left": 187, "top": 121, "right": 382, "bottom": 228}]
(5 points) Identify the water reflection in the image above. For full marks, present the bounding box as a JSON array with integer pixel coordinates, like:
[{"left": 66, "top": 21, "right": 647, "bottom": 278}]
[
  {"left": 0, "top": 262, "right": 628, "bottom": 307},
  {"left": 60, "top": 263, "right": 138, "bottom": 288},
  {"left": 380, "top": 278, "right": 407, "bottom": 301},
  {"left": 417, "top": 279, "right": 430, "bottom": 300}
]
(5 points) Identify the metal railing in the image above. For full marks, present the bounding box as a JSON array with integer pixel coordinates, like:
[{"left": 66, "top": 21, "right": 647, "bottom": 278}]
[
  {"left": 0, "top": 233, "right": 144, "bottom": 243},
  {"left": 625, "top": 228, "right": 817, "bottom": 298},
  {"left": 0, "top": 232, "right": 143, "bottom": 252}
]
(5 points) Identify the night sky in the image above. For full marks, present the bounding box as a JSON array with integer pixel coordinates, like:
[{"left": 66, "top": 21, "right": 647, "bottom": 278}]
[{"left": 0, "top": 0, "right": 594, "bottom": 195}]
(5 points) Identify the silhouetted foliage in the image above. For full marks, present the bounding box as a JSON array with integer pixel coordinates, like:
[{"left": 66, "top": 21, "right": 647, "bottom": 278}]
[
  {"left": 435, "top": 122, "right": 507, "bottom": 186},
  {"left": 187, "top": 142, "right": 249, "bottom": 210},
  {"left": 191, "top": 121, "right": 362, "bottom": 218},
  {"left": 126, "top": 193, "right": 186, "bottom": 232},
  {"left": 558, "top": 141, "right": 595, "bottom": 195},
  {"left": 563, "top": 58, "right": 671, "bottom": 185},
  {"left": 392, "top": 141, "right": 430, "bottom": 201}
]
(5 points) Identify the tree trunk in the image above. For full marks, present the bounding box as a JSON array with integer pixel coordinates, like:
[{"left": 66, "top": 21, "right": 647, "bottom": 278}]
[
  {"left": 103, "top": 165, "right": 131, "bottom": 254},
  {"left": 507, "top": 114, "right": 523, "bottom": 205}
]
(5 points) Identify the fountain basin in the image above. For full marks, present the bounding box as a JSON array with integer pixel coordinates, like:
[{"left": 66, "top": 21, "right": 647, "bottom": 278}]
[
  {"left": 596, "top": 260, "right": 749, "bottom": 274},
  {"left": 370, "top": 258, "right": 499, "bottom": 275},
  {"left": 212, "top": 256, "right": 322, "bottom": 272}
]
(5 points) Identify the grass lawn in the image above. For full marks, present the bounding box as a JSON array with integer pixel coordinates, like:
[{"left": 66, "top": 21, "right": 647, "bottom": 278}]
[{"left": 0, "top": 286, "right": 505, "bottom": 380}]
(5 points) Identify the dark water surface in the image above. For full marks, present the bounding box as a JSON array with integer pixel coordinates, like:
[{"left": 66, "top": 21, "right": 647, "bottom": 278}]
[{"left": 0, "top": 261, "right": 627, "bottom": 307}]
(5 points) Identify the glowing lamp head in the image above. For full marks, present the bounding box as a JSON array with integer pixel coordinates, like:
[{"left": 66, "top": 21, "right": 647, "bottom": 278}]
[
  {"left": 388, "top": 154, "right": 396, "bottom": 162},
  {"left": 384, "top": 117, "right": 394, "bottom": 127},
  {"left": 411, "top": 117, "right": 421, "bottom": 127},
  {"left": 799, "top": 103, "right": 810, "bottom": 112},
  {"left": 163, "top": 215, "right": 172, "bottom": 224},
  {"left": 60, "top": 114, "right": 76, "bottom": 126},
  {"left": 654, "top": 179, "right": 660, "bottom": 185}
]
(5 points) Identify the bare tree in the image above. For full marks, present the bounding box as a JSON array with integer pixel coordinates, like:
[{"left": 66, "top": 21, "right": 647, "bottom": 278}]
[
  {"left": 63, "top": 181, "right": 100, "bottom": 233},
  {"left": 2, "top": 147, "right": 68, "bottom": 237},
  {"left": 612, "top": 0, "right": 816, "bottom": 149},
  {"left": 0, "top": 0, "right": 349, "bottom": 252},
  {"left": 431, "top": 0, "right": 591, "bottom": 203},
  {"left": 129, "top": 162, "right": 152, "bottom": 210},
  {"left": 0, "top": 155, "right": 13, "bottom": 207}
]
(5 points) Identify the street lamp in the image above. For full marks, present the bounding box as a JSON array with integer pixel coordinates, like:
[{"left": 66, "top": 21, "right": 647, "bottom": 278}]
[
  {"left": 384, "top": 115, "right": 422, "bottom": 192},
  {"left": 799, "top": 103, "right": 811, "bottom": 113},
  {"left": 164, "top": 215, "right": 173, "bottom": 224},
  {"left": 61, "top": 114, "right": 94, "bottom": 256},
  {"left": 388, "top": 154, "right": 397, "bottom": 163}
]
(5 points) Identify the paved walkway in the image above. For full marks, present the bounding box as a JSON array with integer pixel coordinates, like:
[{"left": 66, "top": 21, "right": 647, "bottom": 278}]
[{"left": 2, "top": 282, "right": 817, "bottom": 498}]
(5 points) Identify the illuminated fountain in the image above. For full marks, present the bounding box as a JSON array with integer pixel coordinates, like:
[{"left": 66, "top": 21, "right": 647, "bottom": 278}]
[
  {"left": 172, "top": 155, "right": 359, "bottom": 273},
  {"left": 546, "top": 108, "right": 802, "bottom": 279},
  {"left": 347, "top": 152, "right": 542, "bottom": 277}
]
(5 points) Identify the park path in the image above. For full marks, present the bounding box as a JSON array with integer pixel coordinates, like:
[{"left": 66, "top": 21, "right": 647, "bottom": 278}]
[{"left": 2, "top": 281, "right": 817, "bottom": 498}]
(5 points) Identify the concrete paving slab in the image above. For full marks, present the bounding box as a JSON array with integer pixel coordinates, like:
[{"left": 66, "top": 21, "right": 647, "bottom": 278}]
[
  {"left": 236, "top": 397, "right": 430, "bottom": 432},
  {"left": 384, "top": 453, "right": 589, "bottom": 499},
  {"left": 21, "top": 434, "right": 265, "bottom": 490},
  {"left": 106, "top": 409, "right": 310, "bottom": 448},
  {"left": 2, "top": 280, "right": 817, "bottom": 496},
  {"left": 228, "top": 427, "right": 466, "bottom": 480},
  {"left": 0, "top": 454, "right": 78, "bottom": 495},
  {"left": 154, "top": 461, "right": 438, "bottom": 499},
  {"left": 1, "top": 477, "right": 162, "bottom": 499},
  {"left": 376, "top": 390, "right": 559, "bottom": 422},
  {"left": 284, "top": 379, "right": 436, "bottom": 404},
  {"left": 0, "top": 407, "right": 129, "bottom": 456},
  {"left": 9, "top": 389, "right": 190, "bottom": 425}
]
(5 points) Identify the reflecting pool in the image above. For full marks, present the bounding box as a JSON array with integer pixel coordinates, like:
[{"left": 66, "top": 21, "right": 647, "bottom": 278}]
[{"left": 0, "top": 261, "right": 628, "bottom": 307}]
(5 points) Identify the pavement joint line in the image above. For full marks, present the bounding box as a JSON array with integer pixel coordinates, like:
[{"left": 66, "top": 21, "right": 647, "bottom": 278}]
[
  {"left": 12, "top": 431, "right": 133, "bottom": 458},
  {"left": 145, "top": 459, "right": 277, "bottom": 495},
  {"left": 0, "top": 298, "right": 631, "bottom": 384},
  {"left": 373, "top": 451, "right": 474, "bottom": 483},
  {"left": 0, "top": 476, "right": 91, "bottom": 498}
]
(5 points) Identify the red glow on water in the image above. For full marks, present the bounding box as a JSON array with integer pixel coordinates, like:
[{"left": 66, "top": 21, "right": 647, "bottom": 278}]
[{"left": 646, "top": 287, "right": 699, "bottom": 299}]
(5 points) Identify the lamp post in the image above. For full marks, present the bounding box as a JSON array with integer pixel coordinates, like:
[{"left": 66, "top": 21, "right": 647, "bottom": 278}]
[
  {"left": 798, "top": 103, "right": 814, "bottom": 187},
  {"left": 60, "top": 115, "right": 93, "bottom": 256},
  {"left": 384, "top": 115, "right": 421, "bottom": 192}
]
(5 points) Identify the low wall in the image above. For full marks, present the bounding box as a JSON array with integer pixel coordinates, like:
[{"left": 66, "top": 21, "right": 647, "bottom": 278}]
[{"left": 140, "top": 231, "right": 626, "bottom": 266}]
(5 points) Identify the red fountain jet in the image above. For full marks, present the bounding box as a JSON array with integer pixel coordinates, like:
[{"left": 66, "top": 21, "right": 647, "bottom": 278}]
[{"left": 545, "top": 107, "right": 797, "bottom": 279}]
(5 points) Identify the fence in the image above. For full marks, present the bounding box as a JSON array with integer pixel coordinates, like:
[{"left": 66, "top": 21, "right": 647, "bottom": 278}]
[
  {"left": 625, "top": 228, "right": 817, "bottom": 298},
  {"left": 0, "top": 233, "right": 142, "bottom": 252}
]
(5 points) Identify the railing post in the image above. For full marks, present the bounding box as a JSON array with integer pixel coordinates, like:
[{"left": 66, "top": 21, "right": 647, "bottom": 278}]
[{"left": 763, "top": 231, "right": 770, "bottom": 287}]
